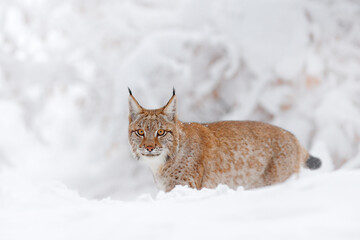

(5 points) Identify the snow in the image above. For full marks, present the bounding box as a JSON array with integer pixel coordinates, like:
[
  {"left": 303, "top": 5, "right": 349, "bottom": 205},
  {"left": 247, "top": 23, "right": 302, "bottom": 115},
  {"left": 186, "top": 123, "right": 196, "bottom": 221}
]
[
  {"left": 0, "top": 0, "right": 360, "bottom": 238},
  {"left": 0, "top": 169, "right": 359, "bottom": 240}
]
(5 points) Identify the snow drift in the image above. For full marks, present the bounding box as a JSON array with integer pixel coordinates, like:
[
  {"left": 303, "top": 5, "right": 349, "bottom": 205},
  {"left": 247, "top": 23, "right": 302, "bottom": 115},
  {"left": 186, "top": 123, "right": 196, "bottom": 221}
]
[{"left": 0, "top": 170, "right": 359, "bottom": 240}]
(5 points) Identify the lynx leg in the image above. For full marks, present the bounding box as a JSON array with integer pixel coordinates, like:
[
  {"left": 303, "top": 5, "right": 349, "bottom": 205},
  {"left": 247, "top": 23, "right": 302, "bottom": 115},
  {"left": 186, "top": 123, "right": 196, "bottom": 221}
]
[
  {"left": 262, "top": 159, "right": 279, "bottom": 186},
  {"left": 262, "top": 141, "right": 302, "bottom": 186}
]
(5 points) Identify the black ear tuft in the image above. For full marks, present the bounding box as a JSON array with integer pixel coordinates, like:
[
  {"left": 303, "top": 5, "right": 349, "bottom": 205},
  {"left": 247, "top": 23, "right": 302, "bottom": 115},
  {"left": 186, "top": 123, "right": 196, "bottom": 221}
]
[
  {"left": 128, "top": 87, "right": 132, "bottom": 95},
  {"left": 173, "top": 87, "right": 175, "bottom": 96}
]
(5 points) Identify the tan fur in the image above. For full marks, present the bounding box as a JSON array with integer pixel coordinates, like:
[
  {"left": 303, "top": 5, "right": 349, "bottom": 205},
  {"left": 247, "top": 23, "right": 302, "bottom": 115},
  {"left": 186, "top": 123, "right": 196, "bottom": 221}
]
[{"left": 128, "top": 91, "right": 310, "bottom": 192}]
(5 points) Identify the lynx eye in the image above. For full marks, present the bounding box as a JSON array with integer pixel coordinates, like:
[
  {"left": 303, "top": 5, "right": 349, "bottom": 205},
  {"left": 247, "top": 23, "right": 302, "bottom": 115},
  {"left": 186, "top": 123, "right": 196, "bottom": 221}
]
[
  {"left": 157, "top": 129, "right": 166, "bottom": 136},
  {"left": 136, "top": 129, "right": 145, "bottom": 136}
]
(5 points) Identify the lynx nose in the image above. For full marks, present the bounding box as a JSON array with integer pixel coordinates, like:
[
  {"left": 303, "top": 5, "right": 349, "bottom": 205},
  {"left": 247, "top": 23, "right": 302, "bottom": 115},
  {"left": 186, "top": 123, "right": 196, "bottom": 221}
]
[{"left": 145, "top": 146, "right": 155, "bottom": 152}]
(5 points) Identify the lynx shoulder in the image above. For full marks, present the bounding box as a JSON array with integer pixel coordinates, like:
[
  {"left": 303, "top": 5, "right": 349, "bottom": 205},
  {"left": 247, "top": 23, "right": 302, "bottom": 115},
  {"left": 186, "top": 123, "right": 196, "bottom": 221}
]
[{"left": 128, "top": 89, "right": 321, "bottom": 192}]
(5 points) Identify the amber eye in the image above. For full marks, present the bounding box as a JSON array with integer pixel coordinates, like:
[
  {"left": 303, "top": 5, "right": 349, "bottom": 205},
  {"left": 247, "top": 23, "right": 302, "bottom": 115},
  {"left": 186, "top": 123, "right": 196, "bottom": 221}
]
[
  {"left": 136, "top": 129, "right": 145, "bottom": 136},
  {"left": 157, "top": 129, "right": 165, "bottom": 136}
]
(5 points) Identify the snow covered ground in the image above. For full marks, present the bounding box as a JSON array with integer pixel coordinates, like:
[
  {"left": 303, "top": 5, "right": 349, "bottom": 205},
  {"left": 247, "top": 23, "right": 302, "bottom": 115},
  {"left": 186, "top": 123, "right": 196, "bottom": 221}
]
[
  {"left": 0, "top": 0, "right": 360, "bottom": 239},
  {"left": 1, "top": 169, "right": 359, "bottom": 240}
]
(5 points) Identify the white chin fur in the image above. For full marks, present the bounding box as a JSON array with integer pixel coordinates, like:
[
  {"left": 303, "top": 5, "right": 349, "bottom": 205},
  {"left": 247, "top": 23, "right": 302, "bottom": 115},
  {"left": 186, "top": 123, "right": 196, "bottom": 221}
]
[{"left": 139, "top": 152, "right": 167, "bottom": 175}]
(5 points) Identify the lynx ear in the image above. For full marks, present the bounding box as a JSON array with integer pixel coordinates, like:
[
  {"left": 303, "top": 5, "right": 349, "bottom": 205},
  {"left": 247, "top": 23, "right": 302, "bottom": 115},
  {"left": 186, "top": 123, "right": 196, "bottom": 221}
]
[
  {"left": 128, "top": 88, "right": 143, "bottom": 122},
  {"left": 163, "top": 89, "right": 177, "bottom": 121}
]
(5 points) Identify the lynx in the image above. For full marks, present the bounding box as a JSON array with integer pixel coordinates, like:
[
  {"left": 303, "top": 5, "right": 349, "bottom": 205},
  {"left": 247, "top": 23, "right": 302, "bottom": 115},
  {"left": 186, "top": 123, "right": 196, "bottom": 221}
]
[{"left": 128, "top": 89, "right": 321, "bottom": 192}]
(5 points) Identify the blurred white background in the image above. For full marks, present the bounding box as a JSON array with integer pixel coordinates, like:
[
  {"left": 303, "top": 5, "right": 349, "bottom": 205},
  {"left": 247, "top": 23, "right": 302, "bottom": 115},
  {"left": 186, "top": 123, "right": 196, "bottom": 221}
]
[{"left": 0, "top": 0, "right": 359, "bottom": 200}]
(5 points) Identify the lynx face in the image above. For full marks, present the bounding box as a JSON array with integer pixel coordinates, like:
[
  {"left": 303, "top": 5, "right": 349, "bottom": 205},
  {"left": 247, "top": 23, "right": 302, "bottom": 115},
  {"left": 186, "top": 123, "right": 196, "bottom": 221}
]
[
  {"left": 128, "top": 90, "right": 178, "bottom": 168},
  {"left": 128, "top": 114, "right": 177, "bottom": 159}
]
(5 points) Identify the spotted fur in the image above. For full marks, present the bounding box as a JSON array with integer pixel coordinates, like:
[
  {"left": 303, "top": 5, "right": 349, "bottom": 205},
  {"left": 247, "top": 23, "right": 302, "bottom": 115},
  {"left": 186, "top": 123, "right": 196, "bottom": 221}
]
[{"left": 128, "top": 90, "right": 321, "bottom": 192}]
